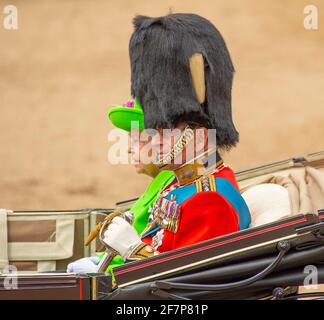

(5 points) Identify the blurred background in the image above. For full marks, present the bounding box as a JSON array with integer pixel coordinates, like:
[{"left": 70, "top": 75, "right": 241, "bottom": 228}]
[{"left": 0, "top": 0, "right": 323, "bottom": 210}]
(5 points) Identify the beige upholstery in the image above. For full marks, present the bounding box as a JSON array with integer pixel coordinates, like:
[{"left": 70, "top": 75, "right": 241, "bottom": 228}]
[{"left": 242, "top": 184, "right": 292, "bottom": 227}]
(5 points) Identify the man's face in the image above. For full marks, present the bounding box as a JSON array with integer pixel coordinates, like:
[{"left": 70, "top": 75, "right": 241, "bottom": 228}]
[
  {"left": 151, "top": 127, "right": 184, "bottom": 166},
  {"left": 151, "top": 124, "right": 208, "bottom": 171}
]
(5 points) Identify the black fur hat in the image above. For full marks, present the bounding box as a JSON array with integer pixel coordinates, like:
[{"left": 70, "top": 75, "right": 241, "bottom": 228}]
[{"left": 129, "top": 13, "right": 239, "bottom": 149}]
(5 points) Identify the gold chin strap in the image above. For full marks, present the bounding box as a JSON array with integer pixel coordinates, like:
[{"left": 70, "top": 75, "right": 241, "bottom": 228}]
[
  {"left": 174, "top": 148, "right": 223, "bottom": 186},
  {"left": 155, "top": 126, "right": 194, "bottom": 168}
]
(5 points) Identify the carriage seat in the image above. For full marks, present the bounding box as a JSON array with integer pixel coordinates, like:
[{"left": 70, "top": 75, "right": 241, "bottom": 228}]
[{"left": 242, "top": 183, "right": 291, "bottom": 228}]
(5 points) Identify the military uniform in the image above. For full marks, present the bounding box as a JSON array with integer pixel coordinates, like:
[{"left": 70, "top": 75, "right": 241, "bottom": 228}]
[{"left": 127, "top": 158, "right": 251, "bottom": 258}]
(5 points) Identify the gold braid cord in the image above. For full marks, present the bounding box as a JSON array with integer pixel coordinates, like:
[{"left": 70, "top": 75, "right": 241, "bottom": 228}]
[{"left": 156, "top": 126, "right": 194, "bottom": 168}]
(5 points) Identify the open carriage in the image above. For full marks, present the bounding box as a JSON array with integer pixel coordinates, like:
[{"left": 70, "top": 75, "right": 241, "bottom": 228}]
[{"left": 1, "top": 150, "right": 324, "bottom": 300}]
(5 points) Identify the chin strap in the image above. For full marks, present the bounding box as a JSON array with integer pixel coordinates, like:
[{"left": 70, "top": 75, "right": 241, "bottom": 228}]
[{"left": 155, "top": 126, "right": 194, "bottom": 168}]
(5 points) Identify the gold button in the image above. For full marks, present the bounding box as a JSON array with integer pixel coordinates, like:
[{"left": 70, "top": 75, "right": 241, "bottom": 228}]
[{"left": 145, "top": 246, "right": 153, "bottom": 253}]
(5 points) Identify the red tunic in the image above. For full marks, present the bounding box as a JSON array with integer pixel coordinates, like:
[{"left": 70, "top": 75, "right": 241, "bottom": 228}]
[{"left": 142, "top": 167, "right": 240, "bottom": 253}]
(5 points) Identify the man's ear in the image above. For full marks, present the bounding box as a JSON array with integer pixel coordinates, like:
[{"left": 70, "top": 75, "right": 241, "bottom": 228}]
[{"left": 189, "top": 53, "right": 206, "bottom": 104}]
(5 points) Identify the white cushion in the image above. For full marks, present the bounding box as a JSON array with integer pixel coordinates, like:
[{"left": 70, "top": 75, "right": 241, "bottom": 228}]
[{"left": 242, "top": 184, "right": 291, "bottom": 228}]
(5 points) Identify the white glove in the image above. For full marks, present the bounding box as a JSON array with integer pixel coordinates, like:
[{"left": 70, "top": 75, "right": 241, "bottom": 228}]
[
  {"left": 66, "top": 256, "right": 100, "bottom": 274},
  {"left": 103, "top": 216, "right": 142, "bottom": 260}
]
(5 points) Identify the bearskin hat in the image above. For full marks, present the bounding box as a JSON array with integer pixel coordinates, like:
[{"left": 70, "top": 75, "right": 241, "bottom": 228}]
[{"left": 129, "top": 13, "right": 239, "bottom": 149}]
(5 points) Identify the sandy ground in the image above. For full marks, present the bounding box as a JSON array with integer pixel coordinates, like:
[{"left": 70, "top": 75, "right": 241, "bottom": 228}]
[{"left": 0, "top": 0, "right": 323, "bottom": 210}]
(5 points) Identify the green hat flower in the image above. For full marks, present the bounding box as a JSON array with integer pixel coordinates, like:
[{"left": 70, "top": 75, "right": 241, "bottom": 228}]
[{"left": 108, "top": 98, "right": 144, "bottom": 132}]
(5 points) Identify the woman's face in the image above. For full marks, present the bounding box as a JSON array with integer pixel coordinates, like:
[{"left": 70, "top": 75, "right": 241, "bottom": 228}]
[{"left": 128, "top": 130, "right": 158, "bottom": 177}]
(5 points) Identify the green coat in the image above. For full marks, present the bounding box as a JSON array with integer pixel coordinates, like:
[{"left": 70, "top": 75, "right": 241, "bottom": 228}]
[{"left": 99, "top": 170, "right": 175, "bottom": 273}]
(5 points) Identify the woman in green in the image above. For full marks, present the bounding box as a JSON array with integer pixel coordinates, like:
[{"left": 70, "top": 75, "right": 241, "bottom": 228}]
[
  {"left": 67, "top": 99, "right": 174, "bottom": 273},
  {"left": 109, "top": 99, "right": 174, "bottom": 234}
]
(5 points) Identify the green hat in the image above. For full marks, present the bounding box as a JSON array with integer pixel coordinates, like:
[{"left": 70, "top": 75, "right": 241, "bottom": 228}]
[{"left": 108, "top": 98, "right": 144, "bottom": 132}]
